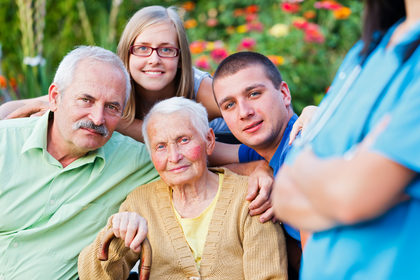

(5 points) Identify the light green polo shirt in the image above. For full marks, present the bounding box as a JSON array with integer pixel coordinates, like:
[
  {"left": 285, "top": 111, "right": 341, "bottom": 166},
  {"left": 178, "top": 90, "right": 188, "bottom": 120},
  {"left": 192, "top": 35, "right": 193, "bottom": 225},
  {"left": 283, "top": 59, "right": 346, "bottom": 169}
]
[{"left": 0, "top": 112, "right": 158, "bottom": 280}]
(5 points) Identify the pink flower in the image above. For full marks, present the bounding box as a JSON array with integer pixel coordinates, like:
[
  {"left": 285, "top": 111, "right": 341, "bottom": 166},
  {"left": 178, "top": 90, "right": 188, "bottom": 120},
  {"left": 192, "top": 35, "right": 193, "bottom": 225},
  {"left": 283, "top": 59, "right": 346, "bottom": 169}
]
[
  {"left": 238, "top": 37, "right": 256, "bottom": 50},
  {"left": 195, "top": 56, "right": 211, "bottom": 70},
  {"left": 247, "top": 21, "right": 264, "bottom": 32},
  {"left": 281, "top": 3, "right": 300, "bottom": 13},
  {"left": 211, "top": 48, "right": 229, "bottom": 63},
  {"left": 304, "top": 23, "right": 325, "bottom": 43},
  {"left": 314, "top": 1, "right": 342, "bottom": 11}
]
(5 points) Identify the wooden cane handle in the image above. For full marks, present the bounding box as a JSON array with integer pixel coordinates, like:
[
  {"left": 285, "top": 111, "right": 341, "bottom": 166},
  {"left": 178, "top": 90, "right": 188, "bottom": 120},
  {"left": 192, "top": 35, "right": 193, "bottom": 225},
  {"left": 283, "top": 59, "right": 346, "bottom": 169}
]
[{"left": 98, "top": 229, "right": 152, "bottom": 280}]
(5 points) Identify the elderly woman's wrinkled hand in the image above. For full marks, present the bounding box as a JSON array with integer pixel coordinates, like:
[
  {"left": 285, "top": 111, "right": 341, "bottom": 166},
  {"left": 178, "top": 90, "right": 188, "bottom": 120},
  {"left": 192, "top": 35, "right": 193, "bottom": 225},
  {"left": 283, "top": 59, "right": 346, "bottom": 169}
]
[{"left": 111, "top": 212, "right": 148, "bottom": 253}]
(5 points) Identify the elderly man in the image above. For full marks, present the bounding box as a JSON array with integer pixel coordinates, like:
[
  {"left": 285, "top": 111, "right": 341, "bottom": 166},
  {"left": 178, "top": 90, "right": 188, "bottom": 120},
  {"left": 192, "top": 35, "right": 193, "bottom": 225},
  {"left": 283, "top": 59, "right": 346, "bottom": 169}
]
[
  {"left": 0, "top": 46, "right": 158, "bottom": 280},
  {"left": 212, "top": 51, "right": 305, "bottom": 278}
]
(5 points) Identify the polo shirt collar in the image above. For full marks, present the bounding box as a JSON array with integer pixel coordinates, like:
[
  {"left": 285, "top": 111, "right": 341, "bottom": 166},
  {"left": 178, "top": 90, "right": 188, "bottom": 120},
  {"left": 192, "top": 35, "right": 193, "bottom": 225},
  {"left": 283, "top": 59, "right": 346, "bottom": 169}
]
[{"left": 21, "top": 111, "right": 106, "bottom": 167}]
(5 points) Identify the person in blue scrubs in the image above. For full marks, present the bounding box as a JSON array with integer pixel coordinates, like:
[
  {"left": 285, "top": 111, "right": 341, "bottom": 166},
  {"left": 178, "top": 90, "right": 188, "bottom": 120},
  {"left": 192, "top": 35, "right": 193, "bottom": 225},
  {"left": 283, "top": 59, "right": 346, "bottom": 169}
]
[{"left": 271, "top": 0, "right": 420, "bottom": 278}]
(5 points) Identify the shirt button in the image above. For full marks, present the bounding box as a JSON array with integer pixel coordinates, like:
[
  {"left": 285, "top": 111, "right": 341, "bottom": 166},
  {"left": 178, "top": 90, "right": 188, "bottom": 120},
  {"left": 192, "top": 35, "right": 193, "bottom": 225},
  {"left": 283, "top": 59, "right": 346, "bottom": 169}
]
[
  {"left": 50, "top": 200, "right": 55, "bottom": 205},
  {"left": 339, "top": 71, "right": 346, "bottom": 80},
  {"left": 13, "top": 242, "right": 18, "bottom": 248}
]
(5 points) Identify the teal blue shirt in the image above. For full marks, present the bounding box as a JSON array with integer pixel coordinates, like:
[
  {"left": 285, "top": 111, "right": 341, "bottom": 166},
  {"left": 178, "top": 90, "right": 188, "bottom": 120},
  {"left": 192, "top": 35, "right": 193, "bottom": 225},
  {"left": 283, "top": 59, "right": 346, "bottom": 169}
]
[
  {"left": 287, "top": 21, "right": 420, "bottom": 279},
  {"left": 0, "top": 112, "right": 158, "bottom": 280}
]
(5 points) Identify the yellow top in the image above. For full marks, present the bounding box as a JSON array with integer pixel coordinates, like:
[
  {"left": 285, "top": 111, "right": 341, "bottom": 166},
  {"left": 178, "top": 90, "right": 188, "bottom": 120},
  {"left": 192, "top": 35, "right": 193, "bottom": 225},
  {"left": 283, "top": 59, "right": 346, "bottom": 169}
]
[{"left": 173, "top": 173, "right": 223, "bottom": 269}]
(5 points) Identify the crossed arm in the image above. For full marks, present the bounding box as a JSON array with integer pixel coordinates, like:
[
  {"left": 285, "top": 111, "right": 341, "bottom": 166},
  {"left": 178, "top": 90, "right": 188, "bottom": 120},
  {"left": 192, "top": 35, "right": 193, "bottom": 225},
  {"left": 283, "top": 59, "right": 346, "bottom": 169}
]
[{"left": 272, "top": 142, "right": 415, "bottom": 232}]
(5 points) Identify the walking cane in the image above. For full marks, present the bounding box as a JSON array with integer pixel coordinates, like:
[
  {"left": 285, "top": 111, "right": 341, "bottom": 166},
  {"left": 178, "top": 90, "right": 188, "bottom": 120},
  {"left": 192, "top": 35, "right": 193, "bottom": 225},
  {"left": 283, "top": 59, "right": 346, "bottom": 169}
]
[{"left": 98, "top": 229, "right": 152, "bottom": 280}]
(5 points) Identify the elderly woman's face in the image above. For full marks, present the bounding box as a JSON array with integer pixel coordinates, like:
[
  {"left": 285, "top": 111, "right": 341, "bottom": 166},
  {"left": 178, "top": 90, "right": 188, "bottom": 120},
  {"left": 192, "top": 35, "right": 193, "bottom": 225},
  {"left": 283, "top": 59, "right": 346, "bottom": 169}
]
[{"left": 147, "top": 112, "right": 213, "bottom": 186}]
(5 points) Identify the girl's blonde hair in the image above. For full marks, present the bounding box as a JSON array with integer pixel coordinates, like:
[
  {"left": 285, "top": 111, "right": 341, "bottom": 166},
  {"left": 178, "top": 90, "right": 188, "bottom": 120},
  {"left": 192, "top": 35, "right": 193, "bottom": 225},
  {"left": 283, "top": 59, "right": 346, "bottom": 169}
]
[{"left": 117, "top": 5, "right": 194, "bottom": 122}]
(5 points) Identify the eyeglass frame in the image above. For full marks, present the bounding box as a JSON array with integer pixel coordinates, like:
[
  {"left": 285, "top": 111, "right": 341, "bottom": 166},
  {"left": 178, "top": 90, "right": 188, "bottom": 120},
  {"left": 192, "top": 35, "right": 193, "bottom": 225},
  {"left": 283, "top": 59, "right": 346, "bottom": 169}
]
[{"left": 129, "top": 45, "right": 180, "bottom": 58}]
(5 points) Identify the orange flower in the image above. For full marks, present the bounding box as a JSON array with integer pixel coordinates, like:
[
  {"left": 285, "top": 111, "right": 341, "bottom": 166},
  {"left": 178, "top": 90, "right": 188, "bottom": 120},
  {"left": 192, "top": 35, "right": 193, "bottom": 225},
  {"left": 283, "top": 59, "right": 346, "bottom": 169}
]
[
  {"left": 184, "top": 19, "right": 197, "bottom": 29},
  {"left": 9, "top": 77, "right": 17, "bottom": 91},
  {"left": 304, "top": 10, "right": 316, "bottom": 19},
  {"left": 0, "top": 75, "right": 6, "bottom": 89},
  {"left": 246, "top": 5, "right": 259, "bottom": 14},
  {"left": 190, "top": 41, "right": 206, "bottom": 54},
  {"left": 182, "top": 1, "right": 195, "bottom": 12},
  {"left": 226, "top": 26, "right": 235, "bottom": 35},
  {"left": 268, "top": 55, "right": 285, "bottom": 66},
  {"left": 233, "top": 8, "right": 244, "bottom": 17},
  {"left": 333, "top": 7, "right": 351, "bottom": 19}
]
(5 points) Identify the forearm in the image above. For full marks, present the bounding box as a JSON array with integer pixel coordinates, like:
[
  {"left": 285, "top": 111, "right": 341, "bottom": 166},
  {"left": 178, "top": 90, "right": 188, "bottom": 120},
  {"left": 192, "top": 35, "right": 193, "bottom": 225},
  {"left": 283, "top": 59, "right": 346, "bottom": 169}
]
[
  {"left": 290, "top": 149, "right": 414, "bottom": 224},
  {"left": 208, "top": 142, "right": 240, "bottom": 167},
  {"left": 0, "top": 100, "right": 29, "bottom": 119},
  {"left": 272, "top": 166, "right": 337, "bottom": 232},
  {"left": 224, "top": 160, "right": 268, "bottom": 176}
]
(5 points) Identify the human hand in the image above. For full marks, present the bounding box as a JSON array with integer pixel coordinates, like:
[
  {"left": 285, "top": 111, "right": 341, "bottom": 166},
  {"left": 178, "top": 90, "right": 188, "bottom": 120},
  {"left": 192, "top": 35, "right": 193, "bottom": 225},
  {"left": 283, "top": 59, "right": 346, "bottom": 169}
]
[
  {"left": 111, "top": 212, "right": 148, "bottom": 253},
  {"left": 246, "top": 160, "right": 275, "bottom": 223},
  {"left": 289, "top": 105, "right": 318, "bottom": 145},
  {"left": 6, "top": 100, "right": 49, "bottom": 119}
]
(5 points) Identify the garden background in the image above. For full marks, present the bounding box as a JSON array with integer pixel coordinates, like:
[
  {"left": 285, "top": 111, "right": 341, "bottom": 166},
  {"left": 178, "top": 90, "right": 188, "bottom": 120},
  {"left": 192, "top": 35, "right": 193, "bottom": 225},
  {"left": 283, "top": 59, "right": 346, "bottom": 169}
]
[{"left": 0, "top": 0, "right": 363, "bottom": 113}]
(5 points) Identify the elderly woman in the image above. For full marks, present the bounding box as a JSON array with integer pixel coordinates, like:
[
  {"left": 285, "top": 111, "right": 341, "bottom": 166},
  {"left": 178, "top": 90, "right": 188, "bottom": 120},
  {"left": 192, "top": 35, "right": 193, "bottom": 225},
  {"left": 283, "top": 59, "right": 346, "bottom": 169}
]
[{"left": 78, "top": 97, "right": 287, "bottom": 279}]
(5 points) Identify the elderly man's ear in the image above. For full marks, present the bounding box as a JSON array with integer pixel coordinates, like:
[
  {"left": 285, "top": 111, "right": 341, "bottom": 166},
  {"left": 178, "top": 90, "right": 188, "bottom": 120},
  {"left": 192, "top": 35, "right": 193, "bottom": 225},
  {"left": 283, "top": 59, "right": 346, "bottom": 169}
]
[
  {"left": 206, "top": 128, "right": 216, "bottom": 156},
  {"left": 48, "top": 84, "right": 60, "bottom": 112}
]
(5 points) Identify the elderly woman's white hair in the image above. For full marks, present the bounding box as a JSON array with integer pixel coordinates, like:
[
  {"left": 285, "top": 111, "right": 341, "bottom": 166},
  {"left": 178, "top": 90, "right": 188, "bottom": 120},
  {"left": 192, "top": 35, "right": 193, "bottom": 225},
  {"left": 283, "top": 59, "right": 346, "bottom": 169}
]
[
  {"left": 53, "top": 46, "right": 131, "bottom": 108},
  {"left": 142, "top": 97, "right": 210, "bottom": 153}
]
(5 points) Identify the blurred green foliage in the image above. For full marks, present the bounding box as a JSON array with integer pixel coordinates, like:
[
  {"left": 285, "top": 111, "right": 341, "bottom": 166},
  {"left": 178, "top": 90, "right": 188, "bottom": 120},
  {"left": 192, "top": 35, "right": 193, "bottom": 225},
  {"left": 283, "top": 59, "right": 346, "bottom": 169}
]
[{"left": 0, "top": 0, "right": 363, "bottom": 113}]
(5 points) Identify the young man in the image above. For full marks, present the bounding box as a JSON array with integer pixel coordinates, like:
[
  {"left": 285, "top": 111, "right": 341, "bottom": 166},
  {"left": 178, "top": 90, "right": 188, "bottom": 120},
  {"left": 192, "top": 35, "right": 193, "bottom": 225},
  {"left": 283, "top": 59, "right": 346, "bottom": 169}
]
[{"left": 212, "top": 51, "right": 301, "bottom": 278}]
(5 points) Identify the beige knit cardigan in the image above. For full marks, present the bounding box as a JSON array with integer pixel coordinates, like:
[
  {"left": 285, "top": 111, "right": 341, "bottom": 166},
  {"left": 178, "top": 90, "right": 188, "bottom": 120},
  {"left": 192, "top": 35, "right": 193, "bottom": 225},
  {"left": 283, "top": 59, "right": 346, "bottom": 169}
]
[{"left": 78, "top": 168, "right": 287, "bottom": 279}]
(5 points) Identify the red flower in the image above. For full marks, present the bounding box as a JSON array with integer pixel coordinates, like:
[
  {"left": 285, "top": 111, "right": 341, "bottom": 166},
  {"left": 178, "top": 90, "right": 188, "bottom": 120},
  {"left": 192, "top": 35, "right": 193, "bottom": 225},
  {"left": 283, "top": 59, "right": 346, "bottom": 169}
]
[
  {"left": 211, "top": 48, "right": 229, "bottom": 63},
  {"left": 281, "top": 3, "right": 300, "bottom": 13},
  {"left": 292, "top": 18, "right": 308, "bottom": 30},
  {"left": 246, "top": 5, "right": 259, "bottom": 14},
  {"left": 238, "top": 37, "right": 256, "bottom": 50}
]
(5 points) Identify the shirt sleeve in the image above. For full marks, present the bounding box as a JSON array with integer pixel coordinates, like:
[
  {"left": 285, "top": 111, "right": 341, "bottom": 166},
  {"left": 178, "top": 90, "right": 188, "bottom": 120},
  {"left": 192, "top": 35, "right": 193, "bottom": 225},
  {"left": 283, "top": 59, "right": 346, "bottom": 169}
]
[
  {"left": 193, "top": 67, "right": 212, "bottom": 98},
  {"left": 371, "top": 73, "right": 420, "bottom": 173},
  {"left": 238, "top": 144, "right": 264, "bottom": 163}
]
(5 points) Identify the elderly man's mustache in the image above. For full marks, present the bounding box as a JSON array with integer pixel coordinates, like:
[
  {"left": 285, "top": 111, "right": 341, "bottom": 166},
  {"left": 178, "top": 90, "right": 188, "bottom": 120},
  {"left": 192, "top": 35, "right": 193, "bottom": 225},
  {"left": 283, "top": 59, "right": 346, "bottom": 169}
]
[{"left": 73, "top": 120, "right": 109, "bottom": 137}]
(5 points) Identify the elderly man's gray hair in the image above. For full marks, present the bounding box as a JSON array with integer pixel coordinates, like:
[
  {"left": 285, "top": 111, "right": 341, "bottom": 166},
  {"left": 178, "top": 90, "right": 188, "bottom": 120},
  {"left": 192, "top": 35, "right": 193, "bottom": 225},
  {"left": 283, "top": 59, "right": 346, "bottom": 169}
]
[
  {"left": 142, "top": 97, "right": 210, "bottom": 153},
  {"left": 53, "top": 46, "right": 131, "bottom": 108}
]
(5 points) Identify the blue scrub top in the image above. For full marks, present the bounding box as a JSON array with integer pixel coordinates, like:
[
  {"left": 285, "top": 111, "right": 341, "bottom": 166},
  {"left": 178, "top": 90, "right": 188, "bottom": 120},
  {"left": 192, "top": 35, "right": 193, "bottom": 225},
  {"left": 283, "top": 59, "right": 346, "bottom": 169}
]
[{"left": 286, "top": 20, "right": 420, "bottom": 279}]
